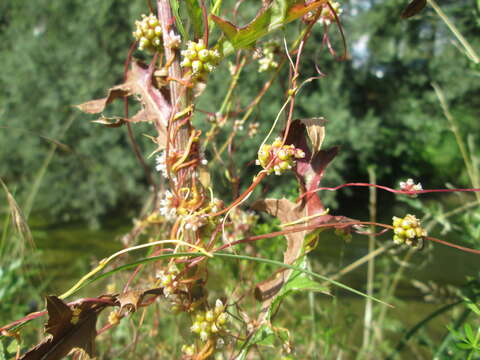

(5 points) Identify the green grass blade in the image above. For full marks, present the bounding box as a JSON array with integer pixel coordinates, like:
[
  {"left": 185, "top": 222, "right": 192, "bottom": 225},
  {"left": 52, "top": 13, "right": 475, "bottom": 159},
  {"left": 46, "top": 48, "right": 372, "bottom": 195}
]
[{"left": 75, "top": 252, "right": 391, "bottom": 307}]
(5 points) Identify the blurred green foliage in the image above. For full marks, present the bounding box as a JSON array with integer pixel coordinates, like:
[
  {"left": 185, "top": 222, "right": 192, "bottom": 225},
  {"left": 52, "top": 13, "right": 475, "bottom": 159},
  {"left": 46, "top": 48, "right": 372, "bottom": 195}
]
[
  {"left": 0, "top": 0, "right": 479, "bottom": 226},
  {"left": 0, "top": 0, "right": 152, "bottom": 226}
]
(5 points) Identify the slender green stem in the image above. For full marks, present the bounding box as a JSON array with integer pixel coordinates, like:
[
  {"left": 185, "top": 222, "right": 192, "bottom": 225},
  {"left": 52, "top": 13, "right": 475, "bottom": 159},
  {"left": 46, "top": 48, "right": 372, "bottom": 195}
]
[
  {"left": 361, "top": 166, "right": 377, "bottom": 356},
  {"left": 427, "top": 0, "right": 479, "bottom": 64},
  {"left": 307, "top": 259, "right": 318, "bottom": 360},
  {"left": 24, "top": 114, "right": 76, "bottom": 219},
  {"left": 432, "top": 82, "right": 480, "bottom": 201},
  {"left": 219, "top": 57, "right": 246, "bottom": 115},
  {"left": 72, "top": 252, "right": 392, "bottom": 306}
]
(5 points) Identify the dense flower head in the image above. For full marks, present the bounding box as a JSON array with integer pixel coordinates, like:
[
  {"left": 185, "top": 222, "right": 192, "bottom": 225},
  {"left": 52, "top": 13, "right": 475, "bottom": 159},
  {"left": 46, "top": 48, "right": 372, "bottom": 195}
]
[
  {"left": 257, "top": 45, "right": 279, "bottom": 72},
  {"left": 159, "top": 190, "right": 177, "bottom": 221},
  {"left": 181, "top": 40, "right": 222, "bottom": 79},
  {"left": 190, "top": 300, "right": 229, "bottom": 343},
  {"left": 256, "top": 138, "right": 305, "bottom": 175},
  {"left": 319, "top": 2, "right": 343, "bottom": 25},
  {"left": 156, "top": 266, "right": 179, "bottom": 298},
  {"left": 392, "top": 214, "right": 427, "bottom": 247},
  {"left": 304, "top": 2, "right": 343, "bottom": 25},
  {"left": 132, "top": 14, "right": 163, "bottom": 52},
  {"left": 399, "top": 178, "right": 423, "bottom": 196}
]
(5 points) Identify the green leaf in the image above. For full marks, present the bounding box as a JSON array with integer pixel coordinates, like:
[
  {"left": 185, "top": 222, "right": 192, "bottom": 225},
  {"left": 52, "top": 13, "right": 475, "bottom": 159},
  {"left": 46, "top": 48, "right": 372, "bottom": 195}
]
[
  {"left": 237, "top": 325, "right": 275, "bottom": 360},
  {"left": 464, "top": 323, "right": 475, "bottom": 343},
  {"left": 186, "top": 0, "right": 204, "bottom": 39},
  {"left": 280, "top": 258, "right": 329, "bottom": 295},
  {"left": 211, "top": 0, "right": 327, "bottom": 49},
  {"left": 170, "top": 0, "right": 187, "bottom": 40},
  {"left": 0, "top": 340, "right": 5, "bottom": 360},
  {"left": 251, "top": 325, "right": 276, "bottom": 346},
  {"left": 456, "top": 342, "right": 473, "bottom": 350},
  {"left": 6, "top": 338, "right": 18, "bottom": 354},
  {"left": 268, "top": 257, "right": 329, "bottom": 317},
  {"left": 465, "top": 299, "right": 480, "bottom": 316}
]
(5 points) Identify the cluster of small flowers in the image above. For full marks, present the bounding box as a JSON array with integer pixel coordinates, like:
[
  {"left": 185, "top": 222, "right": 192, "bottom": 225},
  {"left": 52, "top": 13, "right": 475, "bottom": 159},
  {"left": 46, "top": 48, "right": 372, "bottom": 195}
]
[
  {"left": 157, "top": 266, "right": 179, "bottom": 297},
  {"left": 248, "top": 122, "right": 260, "bottom": 137},
  {"left": 159, "top": 190, "right": 177, "bottom": 221},
  {"left": 132, "top": 14, "right": 163, "bottom": 52},
  {"left": 155, "top": 151, "right": 168, "bottom": 178},
  {"left": 256, "top": 138, "right": 305, "bottom": 175},
  {"left": 258, "top": 46, "right": 279, "bottom": 72},
  {"left": 224, "top": 208, "right": 258, "bottom": 243},
  {"left": 304, "top": 2, "right": 343, "bottom": 26},
  {"left": 392, "top": 214, "right": 427, "bottom": 247},
  {"left": 190, "top": 299, "right": 229, "bottom": 343},
  {"left": 181, "top": 344, "right": 195, "bottom": 357},
  {"left": 209, "top": 198, "right": 223, "bottom": 213},
  {"left": 233, "top": 120, "right": 244, "bottom": 132},
  {"left": 180, "top": 40, "right": 222, "bottom": 79},
  {"left": 399, "top": 178, "right": 423, "bottom": 197},
  {"left": 183, "top": 214, "right": 207, "bottom": 232},
  {"left": 319, "top": 2, "right": 343, "bottom": 25}
]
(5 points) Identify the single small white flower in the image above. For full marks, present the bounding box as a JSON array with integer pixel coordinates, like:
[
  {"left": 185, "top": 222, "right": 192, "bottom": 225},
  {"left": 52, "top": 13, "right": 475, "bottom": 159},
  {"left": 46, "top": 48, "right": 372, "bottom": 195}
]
[
  {"left": 166, "top": 29, "right": 181, "bottom": 48},
  {"left": 216, "top": 338, "right": 225, "bottom": 348},
  {"left": 200, "top": 330, "right": 209, "bottom": 342}
]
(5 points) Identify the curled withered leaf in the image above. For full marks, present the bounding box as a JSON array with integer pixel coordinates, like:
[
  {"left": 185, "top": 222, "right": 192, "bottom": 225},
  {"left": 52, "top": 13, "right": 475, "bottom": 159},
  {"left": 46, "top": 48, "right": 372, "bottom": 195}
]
[
  {"left": 76, "top": 61, "right": 169, "bottom": 148},
  {"left": 92, "top": 116, "right": 126, "bottom": 128},
  {"left": 75, "top": 87, "right": 128, "bottom": 114},
  {"left": 298, "top": 117, "right": 326, "bottom": 156},
  {"left": 400, "top": 0, "right": 427, "bottom": 19},
  {"left": 91, "top": 112, "right": 150, "bottom": 127},
  {"left": 115, "top": 288, "right": 163, "bottom": 314},
  {"left": 20, "top": 296, "right": 108, "bottom": 360},
  {"left": 254, "top": 268, "right": 288, "bottom": 302},
  {"left": 116, "top": 290, "right": 144, "bottom": 313},
  {"left": 251, "top": 198, "right": 313, "bottom": 307}
]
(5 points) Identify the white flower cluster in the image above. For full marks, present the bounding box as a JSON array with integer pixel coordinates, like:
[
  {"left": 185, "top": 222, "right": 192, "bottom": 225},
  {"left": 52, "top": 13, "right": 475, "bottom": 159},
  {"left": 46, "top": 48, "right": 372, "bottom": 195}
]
[
  {"left": 392, "top": 214, "right": 427, "bottom": 247},
  {"left": 319, "top": 2, "right": 343, "bottom": 26},
  {"left": 304, "top": 2, "right": 343, "bottom": 26},
  {"left": 399, "top": 178, "right": 423, "bottom": 192},
  {"left": 155, "top": 151, "right": 168, "bottom": 178},
  {"left": 180, "top": 40, "right": 222, "bottom": 79},
  {"left": 159, "top": 190, "right": 177, "bottom": 220},
  {"left": 248, "top": 122, "right": 260, "bottom": 137},
  {"left": 183, "top": 214, "right": 206, "bottom": 232},
  {"left": 190, "top": 299, "right": 229, "bottom": 342},
  {"left": 258, "top": 46, "right": 279, "bottom": 72},
  {"left": 156, "top": 266, "right": 179, "bottom": 298},
  {"left": 132, "top": 14, "right": 163, "bottom": 52}
]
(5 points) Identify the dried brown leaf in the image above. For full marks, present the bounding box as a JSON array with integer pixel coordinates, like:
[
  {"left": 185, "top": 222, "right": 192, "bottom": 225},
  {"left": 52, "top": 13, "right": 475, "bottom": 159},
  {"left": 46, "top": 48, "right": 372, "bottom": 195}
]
[
  {"left": 20, "top": 296, "right": 106, "bottom": 360},
  {"left": 115, "top": 288, "right": 164, "bottom": 314},
  {"left": 251, "top": 198, "right": 307, "bottom": 303},
  {"left": 76, "top": 87, "right": 129, "bottom": 114},
  {"left": 92, "top": 116, "right": 126, "bottom": 128},
  {"left": 299, "top": 117, "right": 326, "bottom": 156},
  {"left": 400, "top": 0, "right": 427, "bottom": 19},
  {"left": 76, "top": 61, "right": 169, "bottom": 148},
  {"left": 116, "top": 290, "right": 144, "bottom": 313}
]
